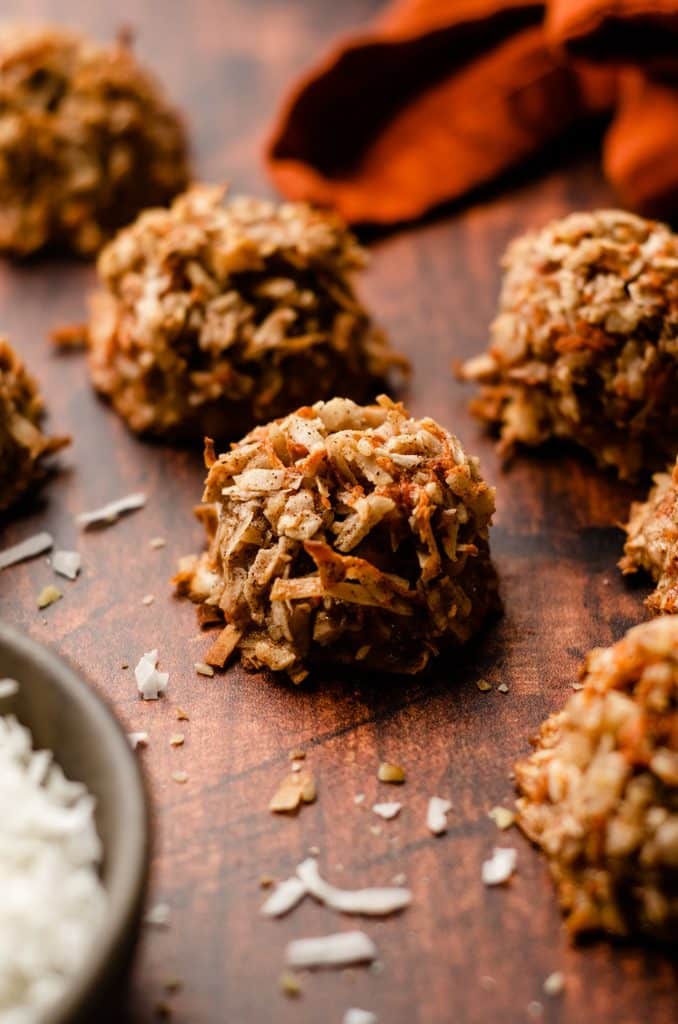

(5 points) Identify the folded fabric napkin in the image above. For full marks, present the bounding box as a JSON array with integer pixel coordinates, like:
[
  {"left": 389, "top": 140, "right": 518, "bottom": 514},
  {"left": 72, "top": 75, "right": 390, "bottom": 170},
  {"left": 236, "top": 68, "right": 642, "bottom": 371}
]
[{"left": 266, "top": 0, "right": 678, "bottom": 224}]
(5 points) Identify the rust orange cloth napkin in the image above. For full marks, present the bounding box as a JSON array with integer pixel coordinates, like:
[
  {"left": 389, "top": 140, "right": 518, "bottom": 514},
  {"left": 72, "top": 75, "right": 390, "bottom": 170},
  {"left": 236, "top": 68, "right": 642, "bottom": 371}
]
[{"left": 266, "top": 0, "right": 678, "bottom": 224}]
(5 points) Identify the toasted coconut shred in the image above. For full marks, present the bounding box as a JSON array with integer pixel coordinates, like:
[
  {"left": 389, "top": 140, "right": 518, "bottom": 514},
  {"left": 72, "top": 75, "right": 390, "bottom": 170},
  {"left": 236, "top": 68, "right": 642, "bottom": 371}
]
[
  {"left": 0, "top": 715, "right": 107, "bottom": 1018},
  {"left": 0, "top": 338, "right": 68, "bottom": 513},
  {"left": 481, "top": 847, "right": 517, "bottom": 886},
  {"left": 87, "top": 184, "right": 407, "bottom": 441},
  {"left": 460, "top": 210, "right": 678, "bottom": 480},
  {"left": 515, "top": 618, "right": 678, "bottom": 939},
  {"left": 372, "top": 802, "right": 401, "bottom": 820},
  {"left": 427, "top": 797, "right": 452, "bottom": 836},
  {"left": 0, "top": 679, "right": 19, "bottom": 699},
  {"left": 620, "top": 457, "right": 678, "bottom": 614},
  {"left": 344, "top": 1010, "right": 378, "bottom": 1024},
  {"left": 176, "top": 396, "right": 497, "bottom": 680},
  {"left": 260, "top": 877, "right": 308, "bottom": 919},
  {"left": 296, "top": 857, "right": 411, "bottom": 916},
  {"left": 52, "top": 550, "right": 81, "bottom": 580},
  {"left": 134, "top": 649, "right": 169, "bottom": 700},
  {"left": 76, "top": 491, "right": 146, "bottom": 528}
]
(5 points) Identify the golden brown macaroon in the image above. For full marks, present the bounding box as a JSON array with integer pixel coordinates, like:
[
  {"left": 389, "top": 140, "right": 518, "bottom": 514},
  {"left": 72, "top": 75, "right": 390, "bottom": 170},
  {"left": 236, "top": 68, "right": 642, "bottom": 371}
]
[
  {"left": 460, "top": 210, "right": 678, "bottom": 480},
  {"left": 0, "top": 337, "right": 69, "bottom": 511},
  {"left": 620, "top": 458, "right": 678, "bottom": 614},
  {"left": 0, "top": 24, "right": 189, "bottom": 256},
  {"left": 515, "top": 618, "right": 678, "bottom": 941},
  {"left": 88, "top": 185, "right": 407, "bottom": 442},
  {"left": 174, "top": 396, "right": 498, "bottom": 682}
]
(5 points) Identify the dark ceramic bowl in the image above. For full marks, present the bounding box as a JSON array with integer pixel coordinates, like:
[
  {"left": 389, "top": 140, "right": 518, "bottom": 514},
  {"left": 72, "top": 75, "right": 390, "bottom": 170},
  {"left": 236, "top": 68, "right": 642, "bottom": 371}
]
[{"left": 0, "top": 622, "right": 150, "bottom": 1024}]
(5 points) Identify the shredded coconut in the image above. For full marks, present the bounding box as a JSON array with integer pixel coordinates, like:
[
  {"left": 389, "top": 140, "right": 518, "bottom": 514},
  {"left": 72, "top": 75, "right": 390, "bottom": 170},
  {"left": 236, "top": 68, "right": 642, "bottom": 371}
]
[
  {"left": 134, "top": 649, "right": 169, "bottom": 700},
  {"left": 285, "top": 931, "right": 377, "bottom": 969},
  {"left": 144, "top": 903, "right": 171, "bottom": 928},
  {"left": 260, "top": 877, "right": 307, "bottom": 918},
  {"left": 427, "top": 796, "right": 452, "bottom": 836},
  {"left": 372, "top": 802, "right": 401, "bottom": 820},
  {"left": 296, "top": 857, "right": 411, "bottom": 916},
  {"left": 0, "top": 532, "right": 53, "bottom": 570},
  {"left": 481, "top": 847, "right": 517, "bottom": 886},
  {"left": 343, "top": 1011, "right": 378, "bottom": 1024},
  {"left": 127, "top": 731, "right": 149, "bottom": 750},
  {"left": 0, "top": 679, "right": 19, "bottom": 699},
  {"left": 0, "top": 714, "right": 107, "bottom": 1017},
  {"left": 76, "top": 491, "right": 146, "bottom": 529},
  {"left": 52, "top": 550, "right": 81, "bottom": 580}
]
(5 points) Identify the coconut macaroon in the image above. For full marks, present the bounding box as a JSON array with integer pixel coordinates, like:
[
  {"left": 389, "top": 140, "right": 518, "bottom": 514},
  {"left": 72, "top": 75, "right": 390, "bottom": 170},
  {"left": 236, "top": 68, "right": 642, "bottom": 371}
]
[
  {"left": 620, "top": 458, "right": 678, "bottom": 615},
  {"left": 0, "top": 24, "right": 189, "bottom": 256},
  {"left": 515, "top": 618, "right": 678, "bottom": 941},
  {"left": 461, "top": 210, "right": 678, "bottom": 480},
  {"left": 87, "top": 185, "right": 407, "bottom": 441},
  {"left": 174, "top": 396, "right": 498, "bottom": 682},
  {"left": 0, "top": 338, "right": 69, "bottom": 512}
]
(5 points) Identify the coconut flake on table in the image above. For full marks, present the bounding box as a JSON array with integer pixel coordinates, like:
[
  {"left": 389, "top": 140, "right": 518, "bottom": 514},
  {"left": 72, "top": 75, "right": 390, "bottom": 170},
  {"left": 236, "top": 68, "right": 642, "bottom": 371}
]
[
  {"left": 372, "top": 802, "right": 401, "bottom": 820},
  {"left": 0, "top": 714, "right": 107, "bottom": 1018},
  {"left": 134, "top": 649, "right": 169, "bottom": 700},
  {"left": 144, "top": 902, "right": 171, "bottom": 927},
  {"left": 260, "top": 876, "right": 308, "bottom": 918},
  {"left": 0, "top": 531, "right": 53, "bottom": 570},
  {"left": 481, "top": 847, "right": 517, "bottom": 886},
  {"left": 285, "top": 931, "right": 377, "bottom": 969},
  {"left": 76, "top": 491, "right": 146, "bottom": 529},
  {"left": 52, "top": 550, "right": 81, "bottom": 580},
  {"left": 0, "top": 679, "right": 19, "bottom": 699},
  {"left": 344, "top": 1010, "right": 378, "bottom": 1024},
  {"left": 296, "top": 857, "right": 411, "bottom": 916},
  {"left": 128, "top": 731, "right": 149, "bottom": 750},
  {"left": 427, "top": 796, "right": 452, "bottom": 835}
]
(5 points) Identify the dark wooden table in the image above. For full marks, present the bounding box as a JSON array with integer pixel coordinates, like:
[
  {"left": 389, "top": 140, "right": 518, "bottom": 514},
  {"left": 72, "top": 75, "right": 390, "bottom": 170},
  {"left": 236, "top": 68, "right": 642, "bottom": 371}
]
[{"left": 1, "top": 2, "right": 676, "bottom": 1021}]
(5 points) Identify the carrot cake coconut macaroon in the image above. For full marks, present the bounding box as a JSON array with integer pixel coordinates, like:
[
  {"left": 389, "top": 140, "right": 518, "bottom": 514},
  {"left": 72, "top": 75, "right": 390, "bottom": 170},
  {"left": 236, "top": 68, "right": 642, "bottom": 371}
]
[
  {"left": 174, "top": 396, "right": 498, "bottom": 682},
  {"left": 620, "top": 457, "right": 678, "bottom": 615},
  {"left": 461, "top": 210, "right": 678, "bottom": 480},
  {"left": 515, "top": 618, "right": 678, "bottom": 941},
  {"left": 87, "top": 186, "right": 408, "bottom": 442},
  {"left": 0, "top": 337, "right": 69, "bottom": 511},
  {"left": 0, "top": 24, "right": 189, "bottom": 256}
]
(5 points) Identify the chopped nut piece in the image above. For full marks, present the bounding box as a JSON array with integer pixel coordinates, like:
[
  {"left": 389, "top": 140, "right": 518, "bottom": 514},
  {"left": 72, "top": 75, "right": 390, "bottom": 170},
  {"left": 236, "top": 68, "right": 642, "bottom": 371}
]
[
  {"left": 620, "top": 457, "right": 678, "bottom": 614},
  {"left": 476, "top": 678, "right": 492, "bottom": 692},
  {"left": 169, "top": 733, "right": 184, "bottom": 747},
  {"left": 377, "top": 762, "right": 406, "bottom": 784},
  {"left": 88, "top": 185, "right": 406, "bottom": 440},
  {"left": 0, "top": 340, "right": 68, "bottom": 511},
  {"left": 176, "top": 396, "right": 497, "bottom": 679},
  {"left": 150, "top": 537, "right": 167, "bottom": 549},
  {"left": 259, "top": 874, "right": 274, "bottom": 889},
  {"left": 289, "top": 748, "right": 306, "bottom": 761},
  {"left": 0, "top": 25, "right": 189, "bottom": 256},
  {"left": 279, "top": 971, "right": 302, "bottom": 998},
  {"left": 460, "top": 210, "right": 678, "bottom": 480},
  {"left": 488, "top": 806, "right": 515, "bottom": 830},
  {"left": 52, "top": 550, "right": 81, "bottom": 580},
  {"left": 171, "top": 771, "right": 188, "bottom": 784},
  {"left": 269, "top": 770, "right": 317, "bottom": 813},
  {"left": 50, "top": 323, "right": 88, "bottom": 351},
  {"left": 128, "top": 732, "right": 149, "bottom": 750},
  {"left": 144, "top": 903, "right": 171, "bottom": 927},
  {"left": 497, "top": 682, "right": 509, "bottom": 694},
  {"left": 175, "top": 707, "right": 189, "bottom": 721},
  {"left": 37, "top": 585, "right": 62, "bottom": 610},
  {"left": 142, "top": 594, "right": 155, "bottom": 606},
  {"left": 194, "top": 662, "right": 215, "bottom": 678},
  {"left": 516, "top": 618, "right": 678, "bottom": 939}
]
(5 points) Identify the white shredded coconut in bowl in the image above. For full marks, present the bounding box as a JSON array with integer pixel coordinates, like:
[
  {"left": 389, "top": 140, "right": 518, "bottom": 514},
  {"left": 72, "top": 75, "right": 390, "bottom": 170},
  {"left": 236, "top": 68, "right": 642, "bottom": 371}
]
[{"left": 0, "top": 714, "right": 107, "bottom": 1020}]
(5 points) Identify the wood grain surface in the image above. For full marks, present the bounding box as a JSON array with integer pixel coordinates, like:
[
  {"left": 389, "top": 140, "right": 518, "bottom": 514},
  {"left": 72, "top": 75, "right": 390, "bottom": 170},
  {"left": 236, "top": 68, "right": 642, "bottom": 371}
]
[{"left": 1, "top": 2, "right": 676, "bottom": 1022}]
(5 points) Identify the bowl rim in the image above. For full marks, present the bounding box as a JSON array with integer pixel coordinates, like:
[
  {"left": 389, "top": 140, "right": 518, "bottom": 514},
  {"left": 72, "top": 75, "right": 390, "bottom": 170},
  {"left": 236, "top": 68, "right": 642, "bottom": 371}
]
[{"left": 0, "top": 622, "right": 151, "bottom": 1024}]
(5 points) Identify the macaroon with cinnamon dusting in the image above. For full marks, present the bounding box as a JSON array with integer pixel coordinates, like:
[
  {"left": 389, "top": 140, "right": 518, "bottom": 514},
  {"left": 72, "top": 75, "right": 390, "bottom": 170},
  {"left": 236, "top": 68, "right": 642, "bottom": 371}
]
[
  {"left": 620, "top": 457, "right": 678, "bottom": 614},
  {"left": 461, "top": 210, "right": 678, "bottom": 480},
  {"left": 515, "top": 618, "right": 678, "bottom": 940},
  {"left": 0, "top": 24, "right": 189, "bottom": 256},
  {"left": 88, "top": 185, "right": 407, "bottom": 441},
  {"left": 174, "top": 396, "right": 497, "bottom": 682},
  {"left": 0, "top": 337, "right": 69, "bottom": 512}
]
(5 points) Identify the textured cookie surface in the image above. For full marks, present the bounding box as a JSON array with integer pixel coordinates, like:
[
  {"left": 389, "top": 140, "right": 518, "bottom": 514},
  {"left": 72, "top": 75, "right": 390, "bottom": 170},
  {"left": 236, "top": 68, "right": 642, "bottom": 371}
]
[
  {"left": 462, "top": 210, "right": 678, "bottom": 479},
  {"left": 175, "top": 396, "right": 497, "bottom": 681},
  {"left": 620, "top": 458, "right": 678, "bottom": 614}
]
